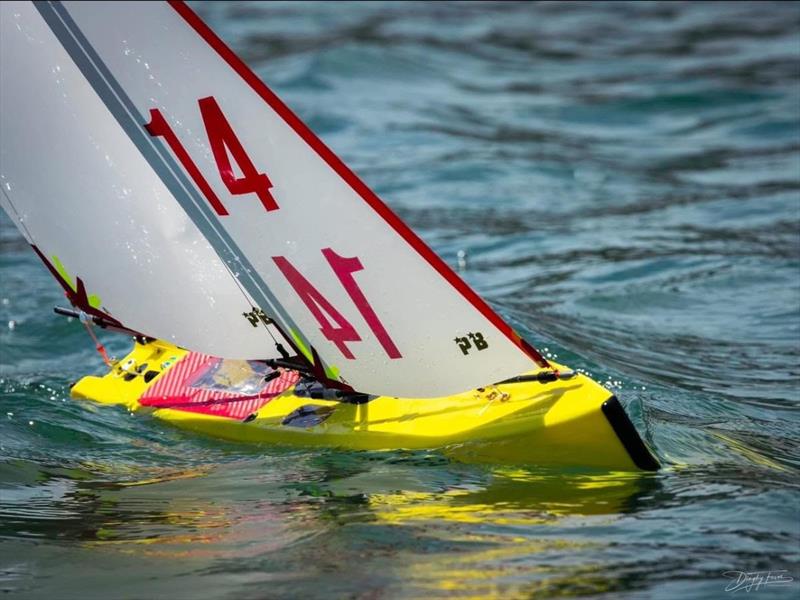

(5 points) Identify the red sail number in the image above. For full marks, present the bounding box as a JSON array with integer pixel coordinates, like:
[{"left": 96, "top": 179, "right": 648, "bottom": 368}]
[
  {"left": 273, "top": 254, "right": 361, "bottom": 359},
  {"left": 273, "top": 249, "right": 402, "bottom": 360},
  {"left": 322, "top": 248, "right": 401, "bottom": 359},
  {"left": 145, "top": 96, "right": 277, "bottom": 215}
]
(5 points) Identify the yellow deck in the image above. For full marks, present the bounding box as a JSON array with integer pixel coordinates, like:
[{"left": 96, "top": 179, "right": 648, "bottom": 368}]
[{"left": 71, "top": 340, "right": 655, "bottom": 470}]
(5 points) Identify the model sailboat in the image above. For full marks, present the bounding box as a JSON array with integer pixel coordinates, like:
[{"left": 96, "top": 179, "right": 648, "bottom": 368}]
[{"left": 0, "top": 0, "right": 658, "bottom": 470}]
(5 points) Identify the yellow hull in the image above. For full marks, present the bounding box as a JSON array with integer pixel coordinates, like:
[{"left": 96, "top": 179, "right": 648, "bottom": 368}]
[{"left": 71, "top": 340, "right": 659, "bottom": 471}]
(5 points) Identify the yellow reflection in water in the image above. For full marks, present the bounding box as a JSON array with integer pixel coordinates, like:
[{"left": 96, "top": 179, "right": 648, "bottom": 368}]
[
  {"left": 369, "top": 468, "right": 650, "bottom": 523},
  {"left": 75, "top": 460, "right": 655, "bottom": 597},
  {"left": 363, "top": 467, "right": 654, "bottom": 598}
]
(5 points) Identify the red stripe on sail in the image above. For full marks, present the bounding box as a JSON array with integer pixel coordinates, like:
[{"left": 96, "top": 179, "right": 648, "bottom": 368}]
[{"left": 167, "top": 0, "right": 549, "bottom": 369}]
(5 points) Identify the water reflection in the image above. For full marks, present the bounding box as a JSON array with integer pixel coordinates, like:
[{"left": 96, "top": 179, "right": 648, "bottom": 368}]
[{"left": 2, "top": 445, "right": 797, "bottom": 598}]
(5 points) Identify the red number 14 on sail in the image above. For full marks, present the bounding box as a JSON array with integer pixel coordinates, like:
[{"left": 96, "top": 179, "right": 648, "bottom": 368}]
[{"left": 145, "top": 96, "right": 277, "bottom": 215}]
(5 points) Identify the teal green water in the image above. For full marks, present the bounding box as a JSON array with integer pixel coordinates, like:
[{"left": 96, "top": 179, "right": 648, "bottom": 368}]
[{"left": 1, "top": 2, "right": 799, "bottom": 598}]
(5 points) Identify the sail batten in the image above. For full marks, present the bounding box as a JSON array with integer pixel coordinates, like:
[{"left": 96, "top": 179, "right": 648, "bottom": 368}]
[{"left": 1, "top": 0, "right": 548, "bottom": 397}]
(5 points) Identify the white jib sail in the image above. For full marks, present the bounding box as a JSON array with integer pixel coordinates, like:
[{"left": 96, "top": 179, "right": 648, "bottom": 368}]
[{"left": 1, "top": 1, "right": 548, "bottom": 397}]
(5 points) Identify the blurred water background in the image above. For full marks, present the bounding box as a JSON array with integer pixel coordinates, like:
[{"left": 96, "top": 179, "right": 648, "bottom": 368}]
[{"left": 1, "top": 1, "right": 799, "bottom": 598}]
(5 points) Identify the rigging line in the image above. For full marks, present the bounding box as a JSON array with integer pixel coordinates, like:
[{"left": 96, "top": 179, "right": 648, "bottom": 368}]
[
  {"left": 39, "top": 1, "right": 314, "bottom": 364},
  {"left": 0, "top": 187, "right": 35, "bottom": 244},
  {"left": 216, "top": 253, "right": 283, "bottom": 349},
  {"left": 78, "top": 311, "right": 113, "bottom": 366}
]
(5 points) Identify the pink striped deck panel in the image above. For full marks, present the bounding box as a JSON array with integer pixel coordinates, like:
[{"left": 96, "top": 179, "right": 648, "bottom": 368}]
[{"left": 140, "top": 352, "right": 300, "bottom": 420}]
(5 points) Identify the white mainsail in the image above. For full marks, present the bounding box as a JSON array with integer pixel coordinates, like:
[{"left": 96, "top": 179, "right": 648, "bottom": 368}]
[{"left": 0, "top": 0, "right": 548, "bottom": 397}]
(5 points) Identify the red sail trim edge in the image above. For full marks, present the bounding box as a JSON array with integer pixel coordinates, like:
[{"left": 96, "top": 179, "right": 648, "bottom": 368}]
[{"left": 167, "top": 0, "right": 550, "bottom": 370}]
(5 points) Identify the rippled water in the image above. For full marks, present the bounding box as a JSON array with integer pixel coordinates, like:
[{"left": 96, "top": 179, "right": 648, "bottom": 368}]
[{"left": 1, "top": 2, "right": 799, "bottom": 598}]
